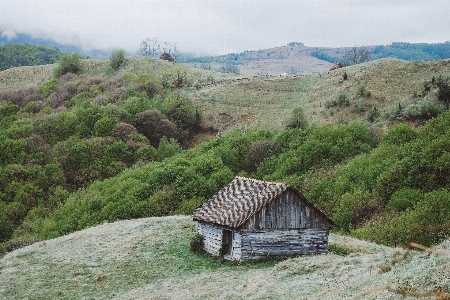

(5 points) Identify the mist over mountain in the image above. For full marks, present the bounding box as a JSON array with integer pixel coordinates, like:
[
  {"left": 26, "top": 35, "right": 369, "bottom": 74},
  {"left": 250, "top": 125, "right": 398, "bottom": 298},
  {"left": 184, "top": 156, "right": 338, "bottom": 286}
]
[{"left": 0, "top": 31, "right": 111, "bottom": 59}]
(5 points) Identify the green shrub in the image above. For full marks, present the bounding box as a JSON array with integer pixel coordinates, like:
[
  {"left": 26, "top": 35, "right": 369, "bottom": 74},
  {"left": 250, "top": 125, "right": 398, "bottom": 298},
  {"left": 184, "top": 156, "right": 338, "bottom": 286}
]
[
  {"left": 157, "top": 136, "right": 182, "bottom": 161},
  {"left": 357, "top": 84, "right": 367, "bottom": 96},
  {"left": 382, "top": 124, "right": 417, "bottom": 145},
  {"left": 122, "top": 96, "right": 153, "bottom": 116},
  {"left": 148, "top": 186, "right": 179, "bottom": 216},
  {"left": 37, "top": 79, "right": 58, "bottom": 94},
  {"left": 131, "top": 73, "right": 162, "bottom": 99},
  {"left": 436, "top": 75, "right": 450, "bottom": 109},
  {"left": 189, "top": 233, "right": 204, "bottom": 252},
  {"left": 175, "top": 197, "right": 205, "bottom": 215},
  {"left": 0, "top": 213, "right": 14, "bottom": 242},
  {"left": 54, "top": 53, "right": 81, "bottom": 78},
  {"left": 284, "top": 107, "right": 309, "bottom": 129},
  {"left": 337, "top": 92, "right": 350, "bottom": 106},
  {"left": 93, "top": 116, "right": 117, "bottom": 137},
  {"left": 135, "top": 145, "right": 157, "bottom": 162},
  {"left": 246, "top": 139, "right": 281, "bottom": 173},
  {"left": 386, "top": 188, "right": 424, "bottom": 212},
  {"left": 109, "top": 49, "right": 125, "bottom": 71}
]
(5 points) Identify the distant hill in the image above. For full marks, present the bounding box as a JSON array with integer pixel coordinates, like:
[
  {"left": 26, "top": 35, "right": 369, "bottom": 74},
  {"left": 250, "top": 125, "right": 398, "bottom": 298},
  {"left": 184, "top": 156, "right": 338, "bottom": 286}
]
[
  {"left": 0, "top": 44, "right": 64, "bottom": 72},
  {"left": 0, "top": 31, "right": 111, "bottom": 59},
  {"left": 181, "top": 42, "right": 450, "bottom": 76}
]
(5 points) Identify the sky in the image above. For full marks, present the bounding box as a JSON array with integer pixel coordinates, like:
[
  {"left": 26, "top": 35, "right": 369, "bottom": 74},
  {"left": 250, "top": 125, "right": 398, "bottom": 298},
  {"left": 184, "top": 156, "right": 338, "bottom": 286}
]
[{"left": 1, "top": 0, "right": 449, "bottom": 56}]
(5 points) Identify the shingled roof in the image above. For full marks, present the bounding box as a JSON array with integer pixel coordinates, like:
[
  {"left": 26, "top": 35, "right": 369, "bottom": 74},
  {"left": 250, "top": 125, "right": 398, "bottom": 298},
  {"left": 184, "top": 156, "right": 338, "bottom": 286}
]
[{"left": 192, "top": 176, "right": 292, "bottom": 228}]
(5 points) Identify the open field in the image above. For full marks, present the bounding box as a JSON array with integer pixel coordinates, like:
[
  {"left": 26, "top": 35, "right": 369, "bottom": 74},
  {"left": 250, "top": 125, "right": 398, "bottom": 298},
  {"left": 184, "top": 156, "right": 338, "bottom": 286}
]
[{"left": 1, "top": 216, "right": 448, "bottom": 300}]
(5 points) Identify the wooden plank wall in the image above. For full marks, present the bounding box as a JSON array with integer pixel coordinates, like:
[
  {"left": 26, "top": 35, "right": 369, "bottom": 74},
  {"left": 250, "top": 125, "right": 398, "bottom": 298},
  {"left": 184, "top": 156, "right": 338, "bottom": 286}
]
[
  {"left": 239, "top": 228, "right": 329, "bottom": 260},
  {"left": 241, "top": 189, "right": 331, "bottom": 230}
]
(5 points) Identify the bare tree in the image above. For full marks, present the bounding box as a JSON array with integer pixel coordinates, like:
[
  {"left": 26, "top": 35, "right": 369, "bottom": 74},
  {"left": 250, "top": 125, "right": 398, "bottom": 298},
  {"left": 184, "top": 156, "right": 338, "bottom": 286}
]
[
  {"left": 341, "top": 46, "right": 370, "bottom": 66},
  {"left": 139, "top": 38, "right": 180, "bottom": 62}
]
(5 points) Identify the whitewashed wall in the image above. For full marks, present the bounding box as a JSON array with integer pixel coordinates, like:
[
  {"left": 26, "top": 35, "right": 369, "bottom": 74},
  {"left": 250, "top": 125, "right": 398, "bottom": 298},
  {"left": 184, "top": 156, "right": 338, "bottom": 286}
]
[{"left": 196, "top": 222, "right": 242, "bottom": 260}]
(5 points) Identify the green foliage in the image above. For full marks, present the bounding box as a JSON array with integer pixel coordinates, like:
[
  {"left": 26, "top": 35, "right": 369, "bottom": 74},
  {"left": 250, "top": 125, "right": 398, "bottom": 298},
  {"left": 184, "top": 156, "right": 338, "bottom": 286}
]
[
  {"left": 0, "top": 102, "right": 20, "bottom": 118},
  {"left": 148, "top": 186, "right": 179, "bottom": 216},
  {"left": 338, "top": 92, "right": 350, "bottom": 106},
  {"left": 109, "top": 49, "right": 126, "bottom": 71},
  {"left": 436, "top": 76, "right": 450, "bottom": 109},
  {"left": 37, "top": 79, "right": 58, "bottom": 94},
  {"left": 371, "top": 42, "right": 450, "bottom": 61},
  {"left": 135, "top": 145, "right": 157, "bottom": 163},
  {"left": 262, "top": 122, "right": 375, "bottom": 181},
  {"left": 284, "top": 107, "right": 309, "bottom": 130},
  {"left": 0, "top": 213, "right": 14, "bottom": 242},
  {"left": 357, "top": 84, "right": 367, "bottom": 97},
  {"left": 53, "top": 53, "right": 81, "bottom": 78},
  {"left": 310, "top": 51, "right": 339, "bottom": 63},
  {"left": 157, "top": 137, "right": 182, "bottom": 161},
  {"left": 0, "top": 44, "right": 63, "bottom": 72},
  {"left": 131, "top": 73, "right": 162, "bottom": 99},
  {"left": 162, "top": 93, "right": 201, "bottom": 144},
  {"left": 381, "top": 124, "right": 418, "bottom": 145},
  {"left": 353, "top": 189, "right": 450, "bottom": 247},
  {"left": 0, "top": 137, "right": 27, "bottom": 167},
  {"left": 189, "top": 233, "right": 204, "bottom": 252},
  {"left": 176, "top": 197, "right": 205, "bottom": 215},
  {"left": 93, "top": 116, "right": 117, "bottom": 137},
  {"left": 386, "top": 188, "right": 424, "bottom": 212}
]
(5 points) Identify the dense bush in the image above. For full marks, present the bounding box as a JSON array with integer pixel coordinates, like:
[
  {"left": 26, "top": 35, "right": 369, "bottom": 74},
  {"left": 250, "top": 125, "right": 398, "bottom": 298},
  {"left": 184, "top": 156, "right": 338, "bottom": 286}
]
[
  {"left": 53, "top": 53, "right": 81, "bottom": 78},
  {"left": 109, "top": 49, "right": 126, "bottom": 71},
  {"left": 284, "top": 107, "right": 309, "bottom": 130},
  {"left": 134, "top": 110, "right": 177, "bottom": 147}
]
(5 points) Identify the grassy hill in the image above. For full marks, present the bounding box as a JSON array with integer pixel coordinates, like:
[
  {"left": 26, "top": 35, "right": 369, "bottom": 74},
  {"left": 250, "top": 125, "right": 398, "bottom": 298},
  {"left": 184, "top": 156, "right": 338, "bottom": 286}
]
[
  {"left": 0, "top": 216, "right": 449, "bottom": 299},
  {"left": 2, "top": 56, "right": 449, "bottom": 133},
  {"left": 190, "top": 58, "right": 450, "bottom": 132},
  {"left": 1, "top": 50, "right": 450, "bottom": 299}
]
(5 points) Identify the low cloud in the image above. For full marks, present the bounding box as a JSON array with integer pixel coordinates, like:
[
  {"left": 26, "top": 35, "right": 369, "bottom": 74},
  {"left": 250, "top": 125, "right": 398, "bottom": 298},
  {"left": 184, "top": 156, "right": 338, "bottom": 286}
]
[{"left": 1, "top": 0, "right": 449, "bottom": 55}]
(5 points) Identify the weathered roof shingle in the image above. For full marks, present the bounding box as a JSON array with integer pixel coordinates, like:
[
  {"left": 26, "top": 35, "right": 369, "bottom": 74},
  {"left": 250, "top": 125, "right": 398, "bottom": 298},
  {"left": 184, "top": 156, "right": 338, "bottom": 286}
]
[{"left": 192, "top": 176, "right": 289, "bottom": 228}]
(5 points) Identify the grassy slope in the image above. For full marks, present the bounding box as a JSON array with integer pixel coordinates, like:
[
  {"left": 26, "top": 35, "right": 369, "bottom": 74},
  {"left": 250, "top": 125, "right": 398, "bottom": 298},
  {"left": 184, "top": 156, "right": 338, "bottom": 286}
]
[
  {"left": 190, "top": 58, "right": 450, "bottom": 133},
  {"left": 0, "top": 216, "right": 448, "bottom": 300},
  {"left": 2, "top": 56, "right": 450, "bottom": 135}
]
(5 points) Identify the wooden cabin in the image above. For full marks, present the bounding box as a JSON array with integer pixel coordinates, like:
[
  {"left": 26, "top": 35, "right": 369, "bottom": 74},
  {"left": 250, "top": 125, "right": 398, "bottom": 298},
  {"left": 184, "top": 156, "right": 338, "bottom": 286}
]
[{"left": 192, "top": 176, "right": 335, "bottom": 261}]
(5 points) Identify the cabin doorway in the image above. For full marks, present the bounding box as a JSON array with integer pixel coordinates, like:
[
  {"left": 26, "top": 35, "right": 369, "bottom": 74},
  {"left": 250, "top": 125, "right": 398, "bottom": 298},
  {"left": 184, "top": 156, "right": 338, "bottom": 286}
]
[{"left": 222, "top": 229, "right": 233, "bottom": 256}]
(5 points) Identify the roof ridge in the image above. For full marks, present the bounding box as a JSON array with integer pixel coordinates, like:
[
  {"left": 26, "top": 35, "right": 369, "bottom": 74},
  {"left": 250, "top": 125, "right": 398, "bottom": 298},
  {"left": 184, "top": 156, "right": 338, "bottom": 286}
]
[{"left": 235, "top": 176, "right": 288, "bottom": 187}]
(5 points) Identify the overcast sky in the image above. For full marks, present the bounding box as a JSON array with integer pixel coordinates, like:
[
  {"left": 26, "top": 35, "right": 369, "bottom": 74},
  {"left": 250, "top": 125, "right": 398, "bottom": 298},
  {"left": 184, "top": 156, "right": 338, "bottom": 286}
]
[{"left": 1, "top": 0, "right": 449, "bottom": 55}]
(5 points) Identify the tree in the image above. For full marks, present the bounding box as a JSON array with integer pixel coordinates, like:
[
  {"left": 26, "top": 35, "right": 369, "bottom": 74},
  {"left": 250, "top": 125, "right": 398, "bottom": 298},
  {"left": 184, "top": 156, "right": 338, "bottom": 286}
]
[
  {"left": 134, "top": 110, "right": 177, "bottom": 147},
  {"left": 341, "top": 46, "right": 370, "bottom": 66},
  {"left": 436, "top": 76, "right": 450, "bottom": 109},
  {"left": 284, "top": 107, "right": 309, "bottom": 130},
  {"left": 139, "top": 38, "right": 180, "bottom": 62},
  {"left": 53, "top": 53, "right": 81, "bottom": 78},
  {"left": 109, "top": 49, "right": 126, "bottom": 71}
]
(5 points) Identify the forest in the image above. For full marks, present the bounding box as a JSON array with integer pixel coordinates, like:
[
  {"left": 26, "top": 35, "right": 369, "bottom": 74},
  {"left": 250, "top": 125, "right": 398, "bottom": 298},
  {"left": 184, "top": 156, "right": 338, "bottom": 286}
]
[{"left": 0, "top": 44, "right": 64, "bottom": 71}]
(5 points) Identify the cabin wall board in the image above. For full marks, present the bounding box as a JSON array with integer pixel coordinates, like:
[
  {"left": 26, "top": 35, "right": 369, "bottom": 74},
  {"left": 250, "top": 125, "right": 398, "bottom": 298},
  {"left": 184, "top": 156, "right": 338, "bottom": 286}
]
[
  {"left": 241, "top": 188, "right": 332, "bottom": 230},
  {"left": 239, "top": 228, "right": 329, "bottom": 260}
]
